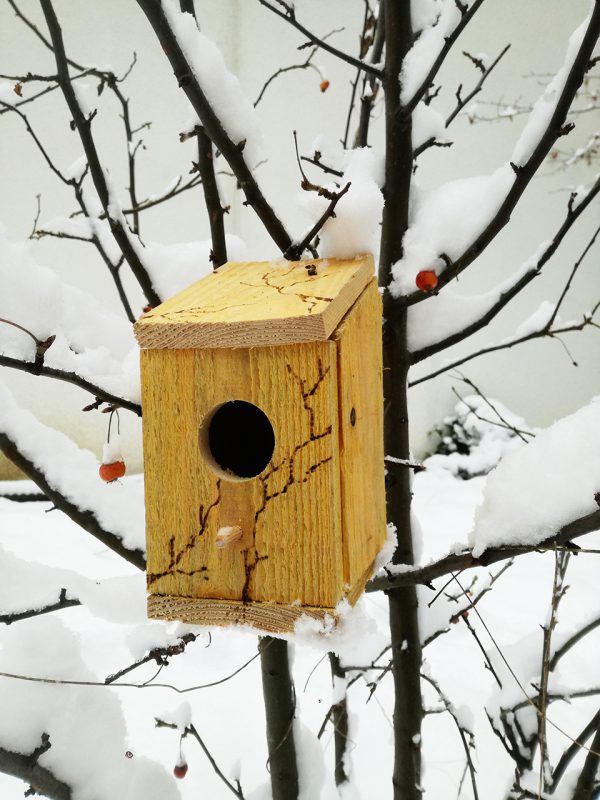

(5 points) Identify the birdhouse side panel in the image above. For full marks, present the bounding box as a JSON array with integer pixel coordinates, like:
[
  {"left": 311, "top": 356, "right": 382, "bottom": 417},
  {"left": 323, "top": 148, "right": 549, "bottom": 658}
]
[{"left": 333, "top": 279, "right": 387, "bottom": 595}]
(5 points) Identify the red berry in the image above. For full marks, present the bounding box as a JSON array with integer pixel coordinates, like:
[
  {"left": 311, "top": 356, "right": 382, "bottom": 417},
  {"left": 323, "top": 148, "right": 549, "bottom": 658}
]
[
  {"left": 99, "top": 460, "right": 126, "bottom": 483},
  {"left": 142, "top": 305, "right": 152, "bottom": 314},
  {"left": 415, "top": 270, "right": 438, "bottom": 292},
  {"left": 173, "top": 762, "right": 188, "bottom": 779}
]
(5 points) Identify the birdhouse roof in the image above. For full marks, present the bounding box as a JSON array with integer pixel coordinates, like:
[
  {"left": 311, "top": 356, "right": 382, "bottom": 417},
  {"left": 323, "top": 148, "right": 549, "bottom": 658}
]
[{"left": 134, "top": 255, "right": 374, "bottom": 349}]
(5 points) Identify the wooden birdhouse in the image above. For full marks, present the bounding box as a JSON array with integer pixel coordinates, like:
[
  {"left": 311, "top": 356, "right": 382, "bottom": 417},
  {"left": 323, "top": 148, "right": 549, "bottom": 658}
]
[{"left": 134, "top": 255, "right": 386, "bottom": 634}]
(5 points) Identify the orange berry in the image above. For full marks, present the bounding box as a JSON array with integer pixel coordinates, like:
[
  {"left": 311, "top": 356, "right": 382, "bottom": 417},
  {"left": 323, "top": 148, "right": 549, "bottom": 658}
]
[
  {"left": 415, "top": 270, "right": 438, "bottom": 292},
  {"left": 99, "top": 460, "right": 126, "bottom": 483},
  {"left": 319, "top": 79, "right": 330, "bottom": 93}
]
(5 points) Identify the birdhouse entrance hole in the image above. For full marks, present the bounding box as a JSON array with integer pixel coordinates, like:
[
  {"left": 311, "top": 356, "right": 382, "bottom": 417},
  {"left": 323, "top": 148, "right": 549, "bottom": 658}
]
[{"left": 201, "top": 400, "right": 275, "bottom": 480}]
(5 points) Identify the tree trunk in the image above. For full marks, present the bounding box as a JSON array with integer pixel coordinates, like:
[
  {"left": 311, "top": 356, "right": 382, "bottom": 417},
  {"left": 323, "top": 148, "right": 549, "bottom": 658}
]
[
  {"left": 379, "top": 2, "right": 424, "bottom": 798},
  {"left": 259, "top": 636, "right": 299, "bottom": 800}
]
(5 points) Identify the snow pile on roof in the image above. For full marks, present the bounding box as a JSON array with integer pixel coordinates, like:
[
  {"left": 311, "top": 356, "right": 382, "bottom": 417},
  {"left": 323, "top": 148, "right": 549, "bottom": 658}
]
[{"left": 470, "top": 399, "right": 600, "bottom": 556}]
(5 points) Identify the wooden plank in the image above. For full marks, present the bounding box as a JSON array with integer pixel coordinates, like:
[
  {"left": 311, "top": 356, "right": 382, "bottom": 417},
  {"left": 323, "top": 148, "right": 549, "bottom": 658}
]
[
  {"left": 141, "top": 341, "right": 344, "bottom": 610},
  {"left": 135, "top": 256, "right": 374, "bottom": 349},
  {"left": 333, "top": 279, "right": 387, "bottom": 598},
  {"left": 148, "top": 594, "right": 335, "bottom": 634}
]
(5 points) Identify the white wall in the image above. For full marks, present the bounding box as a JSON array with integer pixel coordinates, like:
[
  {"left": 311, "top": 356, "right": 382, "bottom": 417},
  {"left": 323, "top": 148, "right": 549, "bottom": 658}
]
[{"left": 0, "top": 0, "right": 598, "bottom": 477}]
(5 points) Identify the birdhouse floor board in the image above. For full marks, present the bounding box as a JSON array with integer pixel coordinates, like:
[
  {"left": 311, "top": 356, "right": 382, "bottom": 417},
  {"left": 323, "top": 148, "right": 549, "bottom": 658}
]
[
  {"left": 134, "top": 256, "right": 374, "bottom": 349},
  {"left": 147, "top": 594, "right": 334, "bottom": 635}
]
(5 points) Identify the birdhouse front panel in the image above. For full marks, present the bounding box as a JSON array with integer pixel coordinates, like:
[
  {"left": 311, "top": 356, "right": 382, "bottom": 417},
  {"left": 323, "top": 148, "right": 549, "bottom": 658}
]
[{"left": 135, "top": 257, "right": 386, "bottom": 634}]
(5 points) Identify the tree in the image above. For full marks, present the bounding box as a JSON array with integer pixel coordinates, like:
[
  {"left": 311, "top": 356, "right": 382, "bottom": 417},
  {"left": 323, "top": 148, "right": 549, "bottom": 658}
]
[{"left": 0, "top": 1, "right": 599, "bottom": 798}]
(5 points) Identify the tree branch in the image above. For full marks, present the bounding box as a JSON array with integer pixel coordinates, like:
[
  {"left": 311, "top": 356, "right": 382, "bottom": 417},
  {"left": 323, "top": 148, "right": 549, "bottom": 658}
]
[
  {"left": 0, "top": 589, "right": 80, "bottom": 625},
  {"left": 366, "top": 508, "right": 600, "bottom": 592},
  {"left": 135, "top": 0, "right": 293, "bottom": 254},
  {"left": 410, "top": 176, "right": 600, "bottom": 363},
  {"left": 0, "top": 433, "right": 146, "bottom": 570},
  {"left": 0, "top": 735, "right": 72, "bottom": 800},
  {"left": 258, "top": 636, "right": 299, "bottom": 800},
  {"left": 403, "top": 0, "right": 487, "bottom": 113},
  {"left": 0, "top": 353, "right": 141, "bottom": 416},
  {"left": 404, "top": 3, "right": 600, "bottom": 304},
  {"left": 256, "top": 0, "right": 383, "bottom": 78},
  {"left": 39, "top": 0, "right": 161, "bottom": 307}
]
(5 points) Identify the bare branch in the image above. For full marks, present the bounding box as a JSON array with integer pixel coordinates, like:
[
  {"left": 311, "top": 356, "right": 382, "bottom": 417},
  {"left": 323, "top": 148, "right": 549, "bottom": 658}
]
[
  {"left": 256, "top": 0, "right": 383, "bottom": 78},
  {"left": 39, "top": 0, "right": 161, "bottom": 307},
  {"left": 105, "top": 633, "right": 197, "bottom": 684},
  {"left": 178, "top": 0, "right": 228, "bottom": 268},
  {"left": 445, "top": 45, "right": 511, "bottom": 127},
  {"left": 285, "top": 182, "right": 351, "bottom": 260},
  {"left": 156, "top": 719, "right": 245, "bottom": 799},
  {"left": 354, "top": 5, "right": 386, "bottom": 148},
  {"left": 410, "top": 304, "right": 599, "bottom": 387},
  {"left": 551, "top": 708, "right": 600, "bottom": 791}
]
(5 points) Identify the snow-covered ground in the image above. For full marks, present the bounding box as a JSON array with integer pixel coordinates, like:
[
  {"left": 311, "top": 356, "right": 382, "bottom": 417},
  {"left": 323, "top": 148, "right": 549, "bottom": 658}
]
[{"left": 1, "top": 459, "right": 599, "bottom": 799}]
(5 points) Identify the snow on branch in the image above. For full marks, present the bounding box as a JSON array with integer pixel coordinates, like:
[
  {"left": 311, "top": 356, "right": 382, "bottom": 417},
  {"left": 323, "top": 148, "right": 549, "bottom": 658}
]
[
  {"left": 409, "top": 176, "right": 600, "bottom": 361},
  {"left": 135, "top": 0, "right": 293, "bottom": 254},
  {"left": 0, "top": 229, "right": 141, "bottom": 411},
  {"left": 0, "top": 385, "right": 146, "bottom": 569},
  {"left": 401, "top": 0, "right": 486, "bottom": 111},
  {"left": 392, "top": 3, "right": 600, "bottom": 300},
  {"left": 0, "top": 618, "right": 178, "bottom": 800},
  {"left": 368, "top": 400, "right": 600, "bottom": 592}
]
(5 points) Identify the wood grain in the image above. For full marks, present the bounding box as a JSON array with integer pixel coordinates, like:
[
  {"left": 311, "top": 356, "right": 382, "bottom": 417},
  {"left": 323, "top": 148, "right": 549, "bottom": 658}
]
[
  {"left": 333, "top": 279, "right": 387, "bottom": 596},
  {"left": 148, "top": 594, "right": 335, "bottom": 634},
  {"left": 134, "top": 256, "right": 374, "bottom": 349},
  {"left": 141, "top": 340, "right": 344, "bottom": 612}
]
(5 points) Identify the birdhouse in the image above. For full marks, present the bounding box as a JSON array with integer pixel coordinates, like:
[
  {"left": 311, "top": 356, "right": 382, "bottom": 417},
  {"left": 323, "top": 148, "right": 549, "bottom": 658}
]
[{"left": 134, "top": 256, "right": 386, "bottom": 634}]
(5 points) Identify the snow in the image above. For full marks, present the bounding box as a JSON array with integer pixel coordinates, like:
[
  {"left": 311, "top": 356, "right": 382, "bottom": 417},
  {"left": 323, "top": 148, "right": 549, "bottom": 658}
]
[
  {"left": 0, "top": 618, "right": 178, "bottom": 800},
  {"left": 400, "top": 0, "right": 462, "bottom": 104},
  {"left": 425, "top": 394, "right": 533, "bottom": 480},
  {"left": 0, "top": 225, "right": 141, "bottom": 403},
  {"left": 1, "top": 435, "right": 600, "bottom": 797},
  {"left": 412, "top": 101, "right": 447, "bottom": 151},
  {"left": 470, "top": 399, "right": 600, "bottom": 556},
  {"left": 102, "top": 434, "right": 124, "bottom": 465},
  {"left": 298, "top": 148, "right": 383, "bottom": 261},
  {"left": 513, "top": 299, "right": 556, "bottom": 338},
  {"left": 0, "top": 383, "right": 145, "bottom": 553},
  {"left": 511, "top": 12, "right": 593, "bottom": 165},
  {"left": 411, "top": 0, "right": 443, "bottom": 34},
  {"left": 406, "top": 244, "right": 547, "bottom": 352},
  {"left": 141, "top": 235, "right": 247, "bottom": 300},
  {"left": 161, "top": 0, "right": 263, "bottom": 166},
  {"left": 390, "top": 166, "right": 514, "bottom": 296}
]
